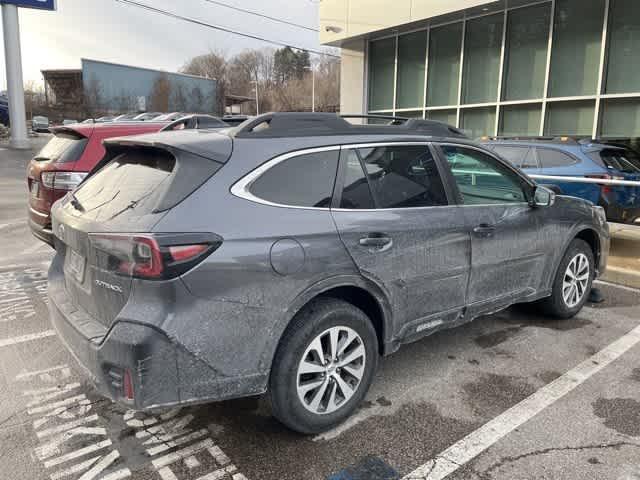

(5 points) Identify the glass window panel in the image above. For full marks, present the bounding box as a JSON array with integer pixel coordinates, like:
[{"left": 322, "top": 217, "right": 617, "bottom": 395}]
[
  {"left": 427, "top": 23, "right": 463, "bottom": 107},
  {"left": 340, "top": 150, "right": 376, "bottom": 209},
  {"left": 249, "top": 151, "right": 339, "bottom": 207},
  {"left": 549, "top": 0, "right": 605, "bottom": 97},
  {"left": 544, "top": 100, "right": 595, "bottom": 136},
  {"left": 503, "top": 4, "right": 551, "bottom": 100},
  {"left": 536, "top": 148, "right": 579, "bottom": 167},
  {"left": 461, "top": 107, "right": 496, "bottom": 138},
  {"left": 462, "top": 14, "right": 504, "bottom": 104},
  {"left": 427, "top": 109, "right": 457, "bottom": 126},
  {"left": 358, "top": 146, "right": 448, "bottom": 208},
  {"left": 492, "top": 146, "right": 537, "bottom": 169},
  {"left": 499, "top": 104, "right": 542, "bottom": 136},
  {"left": 368, "top": 38, "right": 396, "bottom": 111},
  {"left": 605, "top": 0, "right": 640, "bottom": 94},
  {"left": 399, "top": 110, "right": 424, "bottom": 119},
  {"left": 396, "top": 31, "right": 427, "bottom": 109},
  {"left": 441, "top": 145, "right": 527, "bottom": 205},
  {"left": 600, "top": 99, "right": 640, "bottom": 138}
]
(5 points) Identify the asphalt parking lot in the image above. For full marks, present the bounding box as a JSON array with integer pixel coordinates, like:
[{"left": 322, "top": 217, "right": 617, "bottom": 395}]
[{"left": 0, "top": 141, "right": 639, "bottom": 480}]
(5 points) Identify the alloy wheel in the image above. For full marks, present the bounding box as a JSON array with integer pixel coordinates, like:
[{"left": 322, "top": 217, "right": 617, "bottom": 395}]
[
  {"left": 562, "top": 253, "right": 590, "bottom": 308},
  {"left": 296, "top": 326, "right": 366, "bottom": 415}
]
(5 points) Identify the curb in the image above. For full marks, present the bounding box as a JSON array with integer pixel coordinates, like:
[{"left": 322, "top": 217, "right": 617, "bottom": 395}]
[{"left": 601, "top": 265, "right": 640, "bottom": 290}]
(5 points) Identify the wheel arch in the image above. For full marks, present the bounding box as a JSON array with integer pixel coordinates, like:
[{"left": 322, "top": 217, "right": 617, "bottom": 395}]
[
  {"left": 265, "top": 276, "right": 394, "bottom": 374},
  {"left": 549, "top": 226, "right": 602, "bottom": 286}
]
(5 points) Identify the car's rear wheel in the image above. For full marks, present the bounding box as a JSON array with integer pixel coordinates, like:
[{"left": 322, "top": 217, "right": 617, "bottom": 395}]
[
  {"left": 540, "top": 238, "right": 594, "bottom": 318},
  {"left": 269, "top": 298, "right": 378, "bottom": 434}
]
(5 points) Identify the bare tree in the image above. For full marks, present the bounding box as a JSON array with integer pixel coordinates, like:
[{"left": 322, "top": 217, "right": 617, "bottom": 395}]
[
  {"left": 150, "top": 74, "right": 171, "bottom": 112},
  {"left": 181, "top": 49, "right": 227, "bottom": 115},
  {"left": 84, "top": 74, "right": 104, "bottom": 117}
]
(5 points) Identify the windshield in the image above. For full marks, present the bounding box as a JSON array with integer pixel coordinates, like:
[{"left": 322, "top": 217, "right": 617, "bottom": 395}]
[{"left": 34, "top": 132, "right": 88, "bottom": 163}]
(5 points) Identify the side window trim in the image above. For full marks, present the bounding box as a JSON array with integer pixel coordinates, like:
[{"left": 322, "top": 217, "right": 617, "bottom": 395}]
[
  {"left": 434, "top": 142, "right": 535, "bottom": 206},
  {"left": 333, "top": 142, "right": 456, "bottom": 211},
  {"left": 230, "top": 145, "right": 341, "bottom": 210}
]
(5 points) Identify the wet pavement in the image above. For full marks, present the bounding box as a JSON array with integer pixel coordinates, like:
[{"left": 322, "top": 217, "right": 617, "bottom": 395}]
[{"left": 0, "top": 142, "right": 638, "bottom": 480}]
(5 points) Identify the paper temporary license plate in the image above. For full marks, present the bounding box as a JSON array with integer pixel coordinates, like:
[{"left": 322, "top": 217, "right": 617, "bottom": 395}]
[
  {"left": 67, "top": 248, "right": 86, "bottom": 283},
  {"left": 30, "top": 181, "right": 39, "bottom": 197}
]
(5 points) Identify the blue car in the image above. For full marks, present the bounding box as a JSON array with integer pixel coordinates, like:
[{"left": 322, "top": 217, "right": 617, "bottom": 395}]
[
  {"left": 483, "top": 138, "right": 640, "bottom": 225},
  {"left": 0, "top": 96, "right": 9, "bottom": 127}
]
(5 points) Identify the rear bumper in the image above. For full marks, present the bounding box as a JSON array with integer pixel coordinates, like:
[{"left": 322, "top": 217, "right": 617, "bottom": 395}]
[
  {"left": 47, "top": 255, "right": 267, "bottom": 410},
  {"left": 603, "top": 203, "right": 640, "bottom": 224},
  {"left": 29, "top": 218, "right": 54, "bottom": 246}
]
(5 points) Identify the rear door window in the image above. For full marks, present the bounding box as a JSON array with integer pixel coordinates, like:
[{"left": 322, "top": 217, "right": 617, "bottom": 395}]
[
  {"left": 492, "top": 146, "right": 538, "bottom": 169},
  {"left": 535, "top": 148, "right": 578, "bottom": 168},
  {"left": 248, "top": 150, "right": 339, "bottom": 208},
  {"left": 352, "top": 145, "right": 448, "bottom": 209},
  {"left": 339, "top": 149, "right": 376, "bottom": 209},
  {"left": 35, "top": 132, "right": 88, "bottom": 163}
]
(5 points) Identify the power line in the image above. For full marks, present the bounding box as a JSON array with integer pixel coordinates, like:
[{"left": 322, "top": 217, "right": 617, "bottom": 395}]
[
  {"left": 203, "top": 0, "right": 318, "bottom": 32},
  {"left": 113, "top": 0, "right": 339, "bottom": 58}
]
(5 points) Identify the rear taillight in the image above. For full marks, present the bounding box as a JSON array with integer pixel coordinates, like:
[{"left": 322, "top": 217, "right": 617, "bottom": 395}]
[
  {"left": 585, "top": 174, "right": 625, "bottom": 194},
  {"left": 89, "top": 233, "right": 221, "bottom": 280},
  {"left": 41, "top": 171, "right": 87, "bottom": 191}
]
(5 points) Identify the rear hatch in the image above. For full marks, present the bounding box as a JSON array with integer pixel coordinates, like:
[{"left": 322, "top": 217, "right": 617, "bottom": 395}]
[
  {"left": 591, "top": 147, "right": 640, "bottom": 207},
  {"left": 28, "top": 128, "right": 91, "bottom": 217},
  {"left": 51, "top": 132, "right": 232, "bottom": 327}
]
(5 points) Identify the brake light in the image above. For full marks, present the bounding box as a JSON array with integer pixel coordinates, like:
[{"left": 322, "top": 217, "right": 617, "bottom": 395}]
[
  {"left": 123, "top": 369, "right": 135, "bottom": 401},
  {"left": 41, "top": 171, "right": 87, "bottom": 191},
  {"left": 89, "top": 233, "right": 220, "bottom": 280},
  {"left": 585, "top": 173, "right": 625, "bottom": 194}
]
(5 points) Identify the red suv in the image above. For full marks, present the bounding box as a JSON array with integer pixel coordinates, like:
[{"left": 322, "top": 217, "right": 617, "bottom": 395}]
[{"left": 28, "top": 121, "right": 166, "bottom": 245}]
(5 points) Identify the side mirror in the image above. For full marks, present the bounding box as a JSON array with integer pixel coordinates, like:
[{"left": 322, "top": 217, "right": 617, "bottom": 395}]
[{"left": 533, "top": 186, "right": 555, "bottom": 207}]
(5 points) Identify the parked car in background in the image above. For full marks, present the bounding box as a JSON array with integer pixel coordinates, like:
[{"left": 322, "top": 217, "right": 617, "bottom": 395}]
[
  {"left": 161, "top": 114, "right": 228, "bottom": 131},
  {"left": 113, "top": 113, "right": 138, "bottom": 122},
  {"left": 133, "top": 112, "right": 162, "bottom": 121},
  {"left": 48, "top": 113, "right": 608, "bottom": 434},
  {"left": 483, "top": 137, "right": 640, "bottom": 225},
  {"left": 0, "top": 96, "right": 9, "bottom": 127},
  {"left": 95, "top": 116, "right": 115, "bottom": 123},
  {"left": 222, "top": 114, "right": 250, "bottom": 127},
  {"left": 27, "top": 120, "right": 167, "bottom": 245},
  {"left": 152, "top": 112, "right": 185, "bottom": 121},
  {"left": 32, "top": 115, "right": 50, "bottom": 132}
]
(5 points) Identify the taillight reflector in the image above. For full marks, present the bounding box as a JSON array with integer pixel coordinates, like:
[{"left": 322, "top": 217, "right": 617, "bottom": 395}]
[
  {"left": 169, "top": 244, "right": 209, "bottom": 262},
  {"left": 123, "top": 369, "right": 135, "bottom": 401}
]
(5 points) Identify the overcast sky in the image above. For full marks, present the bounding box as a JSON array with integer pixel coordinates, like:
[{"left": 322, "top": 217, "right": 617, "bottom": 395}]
[{"left": 0, "top": 0, "right": 323, "bottom": 90}]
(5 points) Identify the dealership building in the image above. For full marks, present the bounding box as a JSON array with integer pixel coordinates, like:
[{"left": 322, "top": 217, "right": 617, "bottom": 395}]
[{"left": 319, "top": 0, "right": 639, "bottom": 139}]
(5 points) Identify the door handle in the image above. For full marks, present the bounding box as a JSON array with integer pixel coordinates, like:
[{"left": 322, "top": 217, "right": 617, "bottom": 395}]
[
  {"left": 359, "top": 235, "right": 392, "bottom": 249},
  {"left": 473, "top": 223, "right": 495, "bottom": 237}
]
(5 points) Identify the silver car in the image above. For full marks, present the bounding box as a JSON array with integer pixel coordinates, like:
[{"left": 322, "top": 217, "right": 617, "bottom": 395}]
[{"left": 48, "top": 113, "right": 609, "bottom": 434}]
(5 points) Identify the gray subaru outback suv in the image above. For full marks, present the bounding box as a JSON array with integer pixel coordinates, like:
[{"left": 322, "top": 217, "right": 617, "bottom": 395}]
[{"left": 49, "top": 113, "right": 609, "bottom": 434}]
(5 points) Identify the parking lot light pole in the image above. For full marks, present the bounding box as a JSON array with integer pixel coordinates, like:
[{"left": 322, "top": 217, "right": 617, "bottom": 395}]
[{"left": 1, "top": 3, "right": 29, "bottom": 149}]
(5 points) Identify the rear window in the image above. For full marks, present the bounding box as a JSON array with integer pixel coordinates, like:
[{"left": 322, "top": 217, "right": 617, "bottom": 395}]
[
  {"left": 593, "top": 148, "right": 640, "bottom": 173},
  {"left": 73, "top": 150, "right": 176, "bottom": 217},
  {"left": 492, "top": 146, "right": 537, "bottom": 169},
  {"left": 248, "top": 150, "right": 339, "bottom": 208},
  {"left": 34, "top": 132, "right": 88, "bottom": 163}
]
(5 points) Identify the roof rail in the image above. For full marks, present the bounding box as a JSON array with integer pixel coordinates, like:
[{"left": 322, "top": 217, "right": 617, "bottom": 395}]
[
  {"left": 482, "top": 135, "right": 594, "bottom": 144},
  {"left": 233, "top": 112, "right": 467, "bottom": 139}
]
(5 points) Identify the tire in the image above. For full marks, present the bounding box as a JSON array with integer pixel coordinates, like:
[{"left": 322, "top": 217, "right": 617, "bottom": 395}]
[
  {"left": 269, "top": 297, "right": 378, "bottom": 434},
  {"left": 538, "top": 238, "right": 595, "bottom": 319}
]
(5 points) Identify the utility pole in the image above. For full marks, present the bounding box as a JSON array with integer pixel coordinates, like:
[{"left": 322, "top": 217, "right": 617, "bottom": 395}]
[
  {"left": 2, "top": 3, "right": 29, "bottom": 149},
  {"left": 305, "top": 65, "right": 315, "bottom": 112},
  {"left": 251, "top": 77, "right": 259, "bottom": 116}
]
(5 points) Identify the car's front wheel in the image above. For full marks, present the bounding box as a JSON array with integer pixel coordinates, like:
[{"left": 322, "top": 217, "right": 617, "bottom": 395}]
[
  {"left": 540, "top": 238, "right": 594, "bottom": 318},
  {"left": 269, "top": 298, "right": 378, "bottom": 434}
]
